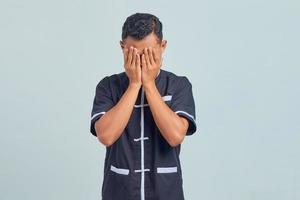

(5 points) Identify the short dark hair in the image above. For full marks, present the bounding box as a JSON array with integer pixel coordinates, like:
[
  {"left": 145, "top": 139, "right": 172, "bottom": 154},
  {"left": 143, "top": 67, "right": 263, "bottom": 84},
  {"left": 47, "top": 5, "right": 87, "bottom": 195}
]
[{"left": 121, "top": 13, "right": 163, "bottom": 42}]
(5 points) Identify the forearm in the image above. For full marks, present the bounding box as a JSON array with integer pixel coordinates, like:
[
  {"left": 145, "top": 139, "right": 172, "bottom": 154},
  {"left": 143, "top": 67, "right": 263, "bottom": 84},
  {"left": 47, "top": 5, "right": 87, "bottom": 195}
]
[
  {"left": 143, "top": 82, "right": 188, "bottom": 147},
  {"left": 95, "top": 83, "right": 141, "bottom": 146}
]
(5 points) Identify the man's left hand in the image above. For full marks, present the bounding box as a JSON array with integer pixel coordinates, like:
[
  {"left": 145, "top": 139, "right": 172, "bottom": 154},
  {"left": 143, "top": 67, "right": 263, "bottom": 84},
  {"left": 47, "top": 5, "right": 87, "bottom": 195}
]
[{"left": 141, "top": 47, "right": 162, "bottom": 86}]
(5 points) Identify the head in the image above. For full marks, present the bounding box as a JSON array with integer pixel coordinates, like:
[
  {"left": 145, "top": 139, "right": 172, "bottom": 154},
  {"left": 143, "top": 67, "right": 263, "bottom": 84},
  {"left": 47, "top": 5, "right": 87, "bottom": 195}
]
[{"left": 120, "top": 13, "right": 167, "bottom": 62}]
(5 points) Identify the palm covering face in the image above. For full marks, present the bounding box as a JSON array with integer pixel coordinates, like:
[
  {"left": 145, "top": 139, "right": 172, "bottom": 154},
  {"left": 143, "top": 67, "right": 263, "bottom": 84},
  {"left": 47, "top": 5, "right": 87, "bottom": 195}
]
[{"left": 123, "top": 46, "right": 162, "bottom": 86}]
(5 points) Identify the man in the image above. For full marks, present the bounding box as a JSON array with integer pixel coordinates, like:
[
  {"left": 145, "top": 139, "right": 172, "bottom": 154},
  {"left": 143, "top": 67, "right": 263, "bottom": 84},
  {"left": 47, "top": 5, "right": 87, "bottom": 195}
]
[{"left": 90, "top": 13, "right": 197, "bottom": 200}]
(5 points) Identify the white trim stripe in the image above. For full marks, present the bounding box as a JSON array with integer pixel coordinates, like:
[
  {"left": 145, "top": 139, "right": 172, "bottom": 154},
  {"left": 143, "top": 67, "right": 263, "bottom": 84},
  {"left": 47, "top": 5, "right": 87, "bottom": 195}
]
[
  {"left": 134, "top": 169, "right": 150, "bottom": 173},
  {"left": 140, "top": 87, "right": 146, "bottom": 200},
  {"left": 133, "top": 137, "right": 149, "bottom": 142},
  {"left": 134, "top": 104, "right": 149, "bottom": 108},
  {"left": 175, "top": 110, "right": 195, "bottom": 121},
  {"left": 157, "top": 167, "right": 178, "bottom": 173},
  {"left": 91, "top": 111, "right": 106, "bottom": 121},
  {"left": 110, "top": 165, "right": 129, "bottom": 175},
  {"left": 162, "top": 95, "right": 172, "bottom": 101},
  {"left": 134, "top": 95, "right": 172, "bottom": 108}
]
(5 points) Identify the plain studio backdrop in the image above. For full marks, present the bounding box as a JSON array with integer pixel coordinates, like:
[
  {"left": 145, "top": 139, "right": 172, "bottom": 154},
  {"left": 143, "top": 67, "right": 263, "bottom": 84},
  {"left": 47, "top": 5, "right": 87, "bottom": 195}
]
[{"left": 0, "top": 0, "right": 299, "bottom": 199}]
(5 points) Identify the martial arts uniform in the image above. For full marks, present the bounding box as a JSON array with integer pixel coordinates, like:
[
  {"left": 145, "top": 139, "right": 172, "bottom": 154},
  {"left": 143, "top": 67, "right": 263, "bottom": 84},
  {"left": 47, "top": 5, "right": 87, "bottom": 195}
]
[{"left": 90, "top": 68, "right": 197, "bottom": 200}]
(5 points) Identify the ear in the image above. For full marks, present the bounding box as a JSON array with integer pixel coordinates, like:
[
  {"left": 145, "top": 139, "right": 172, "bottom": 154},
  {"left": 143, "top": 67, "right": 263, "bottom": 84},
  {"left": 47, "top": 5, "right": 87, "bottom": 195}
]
[
  {"left": 120, "top": 40, "right": 125, "bottom": 49},
  {"left": 161, "top": 39, "right": 167, "bottom": 53}
]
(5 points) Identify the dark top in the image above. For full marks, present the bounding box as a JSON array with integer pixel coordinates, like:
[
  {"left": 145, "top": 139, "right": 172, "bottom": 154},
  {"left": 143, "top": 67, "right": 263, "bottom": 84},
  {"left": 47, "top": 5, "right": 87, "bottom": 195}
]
[{"left": 90, "top": 68, "right": 197, "bottom": 200}]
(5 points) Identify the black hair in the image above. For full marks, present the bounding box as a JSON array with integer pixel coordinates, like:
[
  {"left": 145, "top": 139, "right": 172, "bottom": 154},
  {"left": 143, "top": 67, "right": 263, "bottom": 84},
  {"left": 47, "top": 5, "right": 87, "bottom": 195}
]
[{"left": 121, "top": 13, "right": 163, "bottom": 42}]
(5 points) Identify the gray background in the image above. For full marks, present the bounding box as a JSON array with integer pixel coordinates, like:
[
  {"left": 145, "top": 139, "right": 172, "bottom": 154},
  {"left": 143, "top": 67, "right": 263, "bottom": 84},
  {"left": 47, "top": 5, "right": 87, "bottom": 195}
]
[{"left": 0, "top": 0, "right": 299, "bottom": 199}]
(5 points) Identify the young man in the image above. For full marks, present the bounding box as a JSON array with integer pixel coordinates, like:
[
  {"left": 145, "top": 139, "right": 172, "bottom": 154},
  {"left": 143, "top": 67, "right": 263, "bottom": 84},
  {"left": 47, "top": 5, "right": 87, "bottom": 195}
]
[{"left": 90, "top": 13, "right": 197, "bottom": 200}]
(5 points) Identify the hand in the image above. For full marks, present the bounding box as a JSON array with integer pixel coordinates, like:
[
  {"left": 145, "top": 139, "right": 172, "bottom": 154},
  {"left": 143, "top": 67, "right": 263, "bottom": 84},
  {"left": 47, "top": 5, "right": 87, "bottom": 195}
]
[
  {"left": 123, "top": 46, "right": 142, "bottom": 87},
  {"left": 141, "top": 47, "right": 162, "bottom": 86}
]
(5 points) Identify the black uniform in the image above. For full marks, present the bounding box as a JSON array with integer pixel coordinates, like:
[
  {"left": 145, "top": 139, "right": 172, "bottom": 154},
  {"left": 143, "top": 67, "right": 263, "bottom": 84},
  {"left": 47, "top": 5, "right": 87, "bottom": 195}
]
[{"left": 90, "top": 69, "right": 197, "bottom": 200}]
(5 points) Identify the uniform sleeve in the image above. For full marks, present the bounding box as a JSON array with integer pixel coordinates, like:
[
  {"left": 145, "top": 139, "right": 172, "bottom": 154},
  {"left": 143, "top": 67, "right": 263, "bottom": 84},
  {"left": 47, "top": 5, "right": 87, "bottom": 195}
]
[
  {"left": 170, "top": 76, "right": 197, "bottom": 136},
  {"left": 90, "top": 76, "right": 115, "bottom": 137}
]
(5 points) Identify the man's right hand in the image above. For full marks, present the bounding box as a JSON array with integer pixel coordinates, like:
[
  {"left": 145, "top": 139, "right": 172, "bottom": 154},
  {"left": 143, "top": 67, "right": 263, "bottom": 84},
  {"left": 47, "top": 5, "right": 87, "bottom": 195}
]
[
  {"left": 123, "top": 46, "right": 142, "bottom": 87},
  {"left": 95, "top": 46, "right": 142, "bottom": 147}
]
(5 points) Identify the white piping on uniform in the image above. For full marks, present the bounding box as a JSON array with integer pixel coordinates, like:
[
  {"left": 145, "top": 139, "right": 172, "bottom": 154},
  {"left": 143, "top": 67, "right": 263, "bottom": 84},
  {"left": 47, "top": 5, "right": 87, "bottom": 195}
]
[
  {"left": 135, "top": 70, "right": 161, "bottom": 199},
  {"left": 133, "top": 137, "right": 149, "bottom": 142},
  {"left": 134, "top": 95, "right": 172, "bottom": 108},
  {"left": 110, "top": 165, "right": 129, "bottom": 175},
  {"left": 134, "top": 104, "right": 149, "bottom": 108},
  {"left": 134, "top": 169, "right": 150, "bottom": 173},
  {"left": 157, "top": 166, "right": 178, "bottom": 173},
  {"left": 175, "top": 110, "right": 195, "bottom": 121},
  {"left": 162, "top": 95, "right": 172, "bottom": 101},
  {"left": 91, "top": 111, "right": 106, "bottom": 121},
  {"left": 140, "top": 87, "right": 146, "bottom": 200}
]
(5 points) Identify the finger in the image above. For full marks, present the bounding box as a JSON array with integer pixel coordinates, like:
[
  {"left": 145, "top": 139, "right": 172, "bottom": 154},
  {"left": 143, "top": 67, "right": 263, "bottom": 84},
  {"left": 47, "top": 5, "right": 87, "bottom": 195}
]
[
  {"left": 136, "top": 53, "right": 140, "bottom": 68},
  {"left": 123, "top": 48, "right": 128, "bottom": 64},
  {"left": 141, "top": 54, "right": 146, "bottom": 69},
  {"left": 144, "top": 48, "right": 151, "bottom": 68},
  {"left": 149, "top": 47, "right": 155, "bottom": 65},
  {"left": 132, "top": 48, "right": 137, "bottom": 67},
  {"left": 131, "top": 48, "right": 138, "bottom": 67},
  {"left": 127, "top": 46, "right": 133, "bottom": 66}
]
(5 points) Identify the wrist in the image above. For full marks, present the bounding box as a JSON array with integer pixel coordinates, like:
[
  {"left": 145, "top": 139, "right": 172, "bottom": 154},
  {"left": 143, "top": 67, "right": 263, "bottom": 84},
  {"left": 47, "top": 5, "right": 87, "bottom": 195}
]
[
  {"left": 129, "top": 82, "right": 142, "bottom": 90},
  {"left": 143, "top": 81, "right": 156, "bottom": 91}
]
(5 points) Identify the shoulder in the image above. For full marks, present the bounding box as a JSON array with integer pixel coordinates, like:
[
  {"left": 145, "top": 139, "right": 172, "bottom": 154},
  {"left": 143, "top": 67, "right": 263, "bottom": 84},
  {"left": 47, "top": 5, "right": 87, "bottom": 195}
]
[
  {"left": 96, "top": 71, "right": 127, "bottom": 88},
  {"left": 161, "top": 69, "right": 192, "bottom": 88}
]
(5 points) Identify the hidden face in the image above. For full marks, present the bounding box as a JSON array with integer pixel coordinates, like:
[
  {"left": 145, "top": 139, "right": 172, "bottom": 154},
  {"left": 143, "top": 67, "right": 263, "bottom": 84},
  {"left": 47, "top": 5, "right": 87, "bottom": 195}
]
[{"left": 120, "top": 32, "right": 167, "bottom": 62}]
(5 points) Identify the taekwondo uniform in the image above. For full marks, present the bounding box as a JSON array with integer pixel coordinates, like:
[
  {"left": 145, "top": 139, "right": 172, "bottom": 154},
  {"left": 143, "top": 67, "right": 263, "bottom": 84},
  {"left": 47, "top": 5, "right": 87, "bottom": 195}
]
[{"left": 90, "top": 68, "right": 197, "bottom": 200}]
